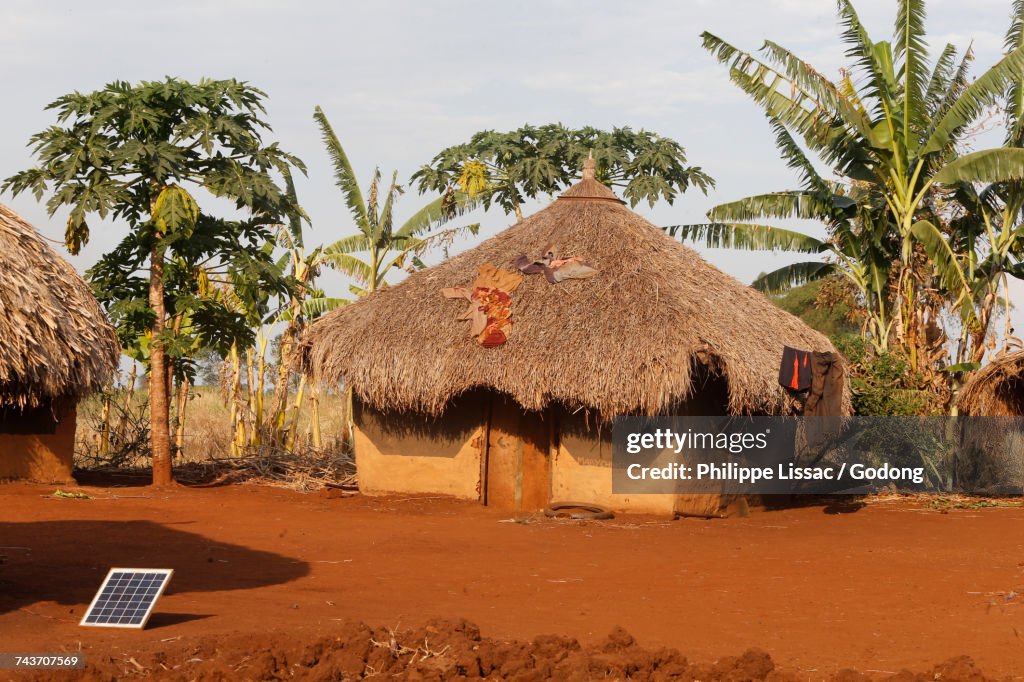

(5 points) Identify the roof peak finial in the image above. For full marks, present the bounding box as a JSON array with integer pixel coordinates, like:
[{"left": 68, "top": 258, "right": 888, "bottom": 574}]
[{"left": 582, "top": 151, "right": 596, "bottom": 181}]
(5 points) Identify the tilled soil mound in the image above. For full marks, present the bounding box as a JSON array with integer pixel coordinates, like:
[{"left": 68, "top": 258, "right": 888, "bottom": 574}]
[{"left": 68, "top": 618, "right": 1001, "bottom": 682}]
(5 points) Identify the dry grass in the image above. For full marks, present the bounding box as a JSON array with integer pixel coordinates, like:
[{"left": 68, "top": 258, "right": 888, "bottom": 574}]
[{"left": 74, "top": 387, "right": 355, "bottom": 490}]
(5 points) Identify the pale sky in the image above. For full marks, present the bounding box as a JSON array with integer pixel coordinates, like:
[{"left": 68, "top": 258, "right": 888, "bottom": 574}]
[{"left": 1, "top": 0, "right": 1020, "bottom": 334}]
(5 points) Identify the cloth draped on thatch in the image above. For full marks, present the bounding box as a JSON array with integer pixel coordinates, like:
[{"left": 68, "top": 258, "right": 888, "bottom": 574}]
[
  {"left": 301, "top": 162, "right": 846, "bottom": 418},
  {"left": 957, "top": 350, "right": 1024, "bottom": 416},
  {"left": 0, "top": 204, "right": 120, "bottom": 409}
]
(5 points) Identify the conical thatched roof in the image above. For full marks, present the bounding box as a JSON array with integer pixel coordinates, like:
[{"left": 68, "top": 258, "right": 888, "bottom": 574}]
[
  {"left": 302, "top": 163, "right": 845, "bottom": 417},
  {"left": 957, "top": 350, "right": 1024, "bottom": 416},
  {"left": 0, "top": 204, "right": 120, "bottom": 408}
]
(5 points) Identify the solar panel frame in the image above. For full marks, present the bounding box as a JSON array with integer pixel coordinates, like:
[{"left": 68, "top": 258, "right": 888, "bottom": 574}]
[{"left": 79, "top": 568, "right": 174, "bottom": 629}]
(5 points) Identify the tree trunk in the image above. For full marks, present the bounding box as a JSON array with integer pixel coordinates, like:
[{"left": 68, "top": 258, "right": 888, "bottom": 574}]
[
  {"left": 149, "top": 241, "right": 174, "bottom": 486},
  {"left": 310, "top": 383, "right": 322, "bottom": 450},
  {"left": 286, "top": 373, "right": 307, "bottom": 452},
  {"left": 229, "top": 344, "right": 245, "bottom": 456},
  {"left": 174, "top": 373, "right": 191, "bottom": 458},
  {"left": 99, "top": 395, "right": 112, "bottom": 457},
  {"left": 270, "top": 303, "right": 302, "bottom": 441}
]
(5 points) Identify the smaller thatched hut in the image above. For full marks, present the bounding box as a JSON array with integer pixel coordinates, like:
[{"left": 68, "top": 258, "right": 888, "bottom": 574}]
[
  {"left": 957, "top": 351, "right": 1024, "bottom": 416},
  {"left": 302, "top": 161, "right": 849, "bottom": 516},
  {"left": 955, "top": 351, "right": 1024, "bottom": 494},
  {"left": 0, "top": 204, "right": 120, "bottom": 482}
]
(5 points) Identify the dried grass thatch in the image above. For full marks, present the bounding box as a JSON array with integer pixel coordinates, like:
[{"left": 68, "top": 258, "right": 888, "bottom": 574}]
[
  {"left": 301, "top": 166, "right": 846, "bottom": 417},
  {"left": 0, "top": 203, "right": 120, "bottom": 408},
  {"left": 957, "top": 350, "right": 1024, "bottom": 416}
]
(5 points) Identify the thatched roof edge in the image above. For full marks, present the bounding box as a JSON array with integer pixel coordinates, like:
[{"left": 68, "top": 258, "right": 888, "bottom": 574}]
[
  {"left": 0, "top": 203, "right": 120, "bottom": 408},
  {"left": 957, "top": 350, "right": 1024, "bottom": 416}
]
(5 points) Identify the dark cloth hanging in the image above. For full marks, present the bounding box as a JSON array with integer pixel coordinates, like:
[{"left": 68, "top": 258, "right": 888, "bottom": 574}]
[
  {"left": 801, "top": 351, "right": 846, "bottom": 455},
  {"left": 778, "top": 346, "right": 814, "bottom": 391},
  {"left": 804, "top": 352, "right": 844, "bottom": 418}
]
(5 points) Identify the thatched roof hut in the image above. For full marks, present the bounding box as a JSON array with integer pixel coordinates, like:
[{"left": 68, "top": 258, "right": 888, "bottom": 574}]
[
  {"left": 304, "top": 163, "right": 843, "bottom": 418},
  {"left": 301, "top": 162, "right": 847, "bottom": 515},
  {"left": 957, "top": 350, "right": 1024, "bottom": 416},
  {"left": 954, "top": 351, "right": 1024, "bottom": 494},
  {"left": 1, "top": 203, "right": 119, "bottom": 482},
  {"left": 0, "top": 203, "right": 119, "bottom": 409}
]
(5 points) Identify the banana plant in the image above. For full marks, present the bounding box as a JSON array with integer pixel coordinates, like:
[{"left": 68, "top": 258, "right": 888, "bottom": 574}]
[
  {"left": 666, "top": 114, "right": 896, "bottom": 353},
  {"left": 314, "top": 106, "right": 480, "bottom": 296},
  {"left": 685, "top": 0, "right": 1024, "bottom": 373}
]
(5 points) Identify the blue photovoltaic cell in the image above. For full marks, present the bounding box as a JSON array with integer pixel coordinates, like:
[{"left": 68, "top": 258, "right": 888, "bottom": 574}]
[{"left": 80, "top": 568, "right": 173, "bottom": 628}]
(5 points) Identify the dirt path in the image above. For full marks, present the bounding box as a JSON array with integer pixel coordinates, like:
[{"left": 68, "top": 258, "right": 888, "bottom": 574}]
[{"left": 1, "top": 481, "right": 1022, "bottom": 679}]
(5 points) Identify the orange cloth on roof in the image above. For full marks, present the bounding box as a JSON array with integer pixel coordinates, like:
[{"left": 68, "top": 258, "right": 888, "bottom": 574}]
[{"left": 441, "top": 265, "right": 523, "bottom": 347}]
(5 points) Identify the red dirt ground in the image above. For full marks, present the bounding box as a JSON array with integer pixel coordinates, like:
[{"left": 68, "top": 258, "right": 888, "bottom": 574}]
[{"left": 1, "top": 480, "right": 1022, "bottom": 680}]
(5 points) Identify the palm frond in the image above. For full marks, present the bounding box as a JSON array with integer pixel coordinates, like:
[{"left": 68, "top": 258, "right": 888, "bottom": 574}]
[
  {"left": 910, "top": 219, "right": 974, "bottom": 318},
  {"left": 378, "top": 170, "right": 401, "bottom": 239},
  {"left": 664, "top": 222, "right": 826, "bottom": 253},
  {"left": 395, "top": 190, "right": 479, "bottom": 239},
  {"left": 894, "top": 0, "right": 929, "bottom": 143},
  {"left": 706, "top": 191, "right": 845, "bottom": 224},
  {"left": 313, "top": 105, "right": 370, "bottom": 235},
  {"left": 759, "top": 40, "right": 875, "bottom": 142},
  {"left": 320, "top": 234, "right": 370, "bottom": 257},
  {"left": 281, "top": 167, "right": 309, "bottom": 249},
  {"left": 933, "top": 148, "right": 1024, "bottom": 184},
  {"left": 764, "top": 115, "right": 830, "bottom": 194},
  {"left": 301, "top": 297, "right": 349, "bottom": 319},
  {"left": 922, "top": 45, "right": 1024, "bottom": 154},
  {"left": 321, "top": 251, "right": 373, "bottom": 286},
  {"left": 924, "top": 43, "right": 957, "bottom": 117},
  {"left": 1006, "top": 1, "right": 1024, "bottom": 146},
  {"left": 836, "top": 0, "right": 894, "bottom": 118},
  {"left": 701, "top": 32, "right": 837, "bottom": 150},
  {"left": 751, "top": 261, "right": 836, "bottom": 294}
]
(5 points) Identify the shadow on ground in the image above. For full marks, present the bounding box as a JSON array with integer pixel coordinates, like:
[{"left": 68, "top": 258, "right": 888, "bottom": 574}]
[{"left": 0, "top": 520, "right": 309, "bottom": 616}]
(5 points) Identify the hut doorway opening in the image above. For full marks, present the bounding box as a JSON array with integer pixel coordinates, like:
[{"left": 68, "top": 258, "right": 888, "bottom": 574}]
[{"left": 481, "top": 395, "right": 551, "bottom": 512}]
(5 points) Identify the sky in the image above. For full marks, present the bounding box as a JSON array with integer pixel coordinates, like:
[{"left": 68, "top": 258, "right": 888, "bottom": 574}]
[{"left": 1, "top": 0, "right": 1021, "bottom": 334}]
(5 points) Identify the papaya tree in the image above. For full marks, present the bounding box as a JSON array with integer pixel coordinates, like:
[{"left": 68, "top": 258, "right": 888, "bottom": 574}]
[
  {"left": 411, "top": 124, "right": 714, "bottom": 221},
  {"left": 3, "top": 78, "right": 304, "bottom": 485}
]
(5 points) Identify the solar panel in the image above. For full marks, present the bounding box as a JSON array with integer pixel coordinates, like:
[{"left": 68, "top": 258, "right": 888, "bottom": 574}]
[{"left": 80, "top": 568, "right": 173, "bottom": 629}]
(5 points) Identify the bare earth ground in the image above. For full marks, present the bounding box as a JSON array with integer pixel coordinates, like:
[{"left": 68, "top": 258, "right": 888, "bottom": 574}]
[{"left": 1, "top": 479, "right": 1023, "bottom": 680}]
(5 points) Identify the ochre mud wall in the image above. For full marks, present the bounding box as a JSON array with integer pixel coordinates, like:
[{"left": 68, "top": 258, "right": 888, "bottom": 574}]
[
  {"left": 551, "top": 370, "right": 732, "bottom": 517},
  {"left": 353, "top": 398, "right": 486, "bottom": 500},
  {"left": 552, "top": 406, "right": 677, "bottom": 515},
  {"left": 353, "top": 369, "right": 737, "bottom": 516},
  {"left": 0, "top": 406, "right": 76, "bottom": 483}
]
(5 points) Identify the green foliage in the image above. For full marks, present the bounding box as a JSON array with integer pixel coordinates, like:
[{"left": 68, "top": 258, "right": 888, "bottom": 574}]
[
  {"left": 772, "top": 278, "right": 858, "bottom": 338},
  {"left": 675, "top": 1, "right": 1024, "bottom": 375},
  {"left": 412, "top": 124, "right": 713, "bottom": 215},
  {"left": 314, "top": 106, "right": 480, "bottom": 294},
  {"left": 2, "top": 77, "right": 306, "bottom": 368},
  {"left": 835, "top": 336, "right": 943, "bottom": 415},
  {"left": 773, "top": 279, "right": 943, "bottom": 415}
]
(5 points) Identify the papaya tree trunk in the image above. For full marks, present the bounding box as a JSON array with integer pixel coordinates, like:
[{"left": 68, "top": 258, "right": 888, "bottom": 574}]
[{"left": 149, "top": 241, "right": 174, "bottom": 486}]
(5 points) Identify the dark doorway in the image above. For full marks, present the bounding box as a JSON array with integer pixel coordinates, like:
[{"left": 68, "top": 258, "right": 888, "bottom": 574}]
[{"left": 483, "top": 395, "right": 550, "bottom": 512}]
